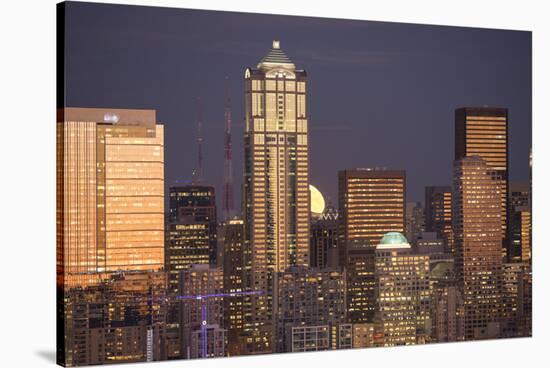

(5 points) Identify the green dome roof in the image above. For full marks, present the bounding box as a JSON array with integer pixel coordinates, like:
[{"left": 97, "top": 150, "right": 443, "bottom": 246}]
[{"left": 380, "top": 232, "right": 408, "bottom": 245}]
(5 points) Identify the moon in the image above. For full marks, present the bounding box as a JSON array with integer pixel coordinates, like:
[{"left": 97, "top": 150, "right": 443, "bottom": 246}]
[{"left": 309, "top": 184, "right": 326, "bottom": 218}]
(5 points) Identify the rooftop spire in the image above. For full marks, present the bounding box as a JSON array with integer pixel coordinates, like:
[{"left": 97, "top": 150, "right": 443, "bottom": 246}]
[{"left": 257, "top": 39, "right": 295, "bottom": 70}]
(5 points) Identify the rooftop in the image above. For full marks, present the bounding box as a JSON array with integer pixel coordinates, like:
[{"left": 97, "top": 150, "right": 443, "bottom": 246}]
[{"left": 376, "top": 232, "right": 411, "bottom": 250}]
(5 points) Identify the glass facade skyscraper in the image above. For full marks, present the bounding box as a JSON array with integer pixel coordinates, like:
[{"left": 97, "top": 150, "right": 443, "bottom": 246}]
[{"left": 57, "top": 108, "right": 164, "bottom": 289}]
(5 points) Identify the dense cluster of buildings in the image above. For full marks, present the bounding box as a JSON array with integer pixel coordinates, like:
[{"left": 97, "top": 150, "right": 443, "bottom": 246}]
[{"left": 57, "top": 40, "right": 532, "bottom": 366}]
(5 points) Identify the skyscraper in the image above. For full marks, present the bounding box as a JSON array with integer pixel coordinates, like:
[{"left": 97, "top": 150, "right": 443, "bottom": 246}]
[
  {"left": 57, "top": 108, "right": 165, "bottom": 289},
  {"left": 243, "top": 40, "right": 310, "bottom": 352},
  {"left": 374, "top": 232, "right": 431, "bottom": 346},
  {"left": 455, "top": 107, "right": 509, "bottom": 258},
  {"left": 453, "top": 156, "right": 503, "bottom": 340},
  {"left": 166, "top": 185, "right": 217, "bottom": 294},
  {"left": 338, "top": 168, "right": 406, "bottom": 266},
  {"left": 424, "top": 186, "right": 453, "bottom": 251},
  {"left": 345, "top": 239, "right": 376, "bottom": 324}
]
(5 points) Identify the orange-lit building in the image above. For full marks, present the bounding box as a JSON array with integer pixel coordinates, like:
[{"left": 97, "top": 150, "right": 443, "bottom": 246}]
[
  {"left": 338, "top": 168, "right": 406, "bottom": 266},
  {"left": 455, "top": 107, "right": 508, "bottom": 258},
  {"left": 453, "top": 156, "right": 502, "bottom": 340},
  {"left": 57, "top": 108, "right": 164, "bottom": 289}
]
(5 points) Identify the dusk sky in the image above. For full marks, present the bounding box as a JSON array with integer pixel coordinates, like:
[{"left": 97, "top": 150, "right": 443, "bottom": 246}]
[{"left": 64, "top": 1, "right": 532, "bottom": 208}]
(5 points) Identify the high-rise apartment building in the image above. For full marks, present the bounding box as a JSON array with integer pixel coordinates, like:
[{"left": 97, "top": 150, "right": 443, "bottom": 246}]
[
  {"left": 453, "top": 156, "right": 503, "bottom": 340},
  {"left": 455, "top": 107, "right": 509, "bottom": 258},
  {"left": 338, "top": 168, "right": 406, "bottom": 266},
  {"left": 374, "top": 232, "right": 431, "bottom": 346},
  {"left": 243, "top": 40, "right": 310, "bottom": 353},
  {"left": 424, "top": 186, "right": 453, "bottom": 250},
  {"left": 57, "top": 107, "right": 164, "bottom": 289},
  {"left": 179, "top": 265, "right": 225, "bottom": 358},
  {"left": 166, "top": 185, "right": 217, "bottom": 294},
  {"left": 274, "top": 266, "right": 345, "bottom": 353},
  {"left": 63, "top": 271, "right": 167, "bottom": 366}
]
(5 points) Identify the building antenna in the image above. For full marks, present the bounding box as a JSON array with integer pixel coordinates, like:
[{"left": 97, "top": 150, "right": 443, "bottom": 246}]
[
  {"left": 223, "top": 76, "right": 235, "bottom": 220},
  {"left": 192, "top": 96, "right": 204, "bottom": 184}
]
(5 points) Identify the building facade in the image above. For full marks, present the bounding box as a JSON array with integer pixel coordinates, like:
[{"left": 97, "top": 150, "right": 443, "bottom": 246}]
[
  {"left": 274, "top": 266, "right": 346, "bottom": 353},
  {"left": 374, "top": 232, "right": 431, "bottom": 346},
  {"left": 57, "top": 107, "right": 165, "bottom": 289},
  {"left": 453, "top": 156, "right": 503, "bottom": 340},
  {"left": 455, "top": 107, "right": 509, "bottom": 259},
  {"left": 338, "top": 168, "right": 406, "bottom": 266}
]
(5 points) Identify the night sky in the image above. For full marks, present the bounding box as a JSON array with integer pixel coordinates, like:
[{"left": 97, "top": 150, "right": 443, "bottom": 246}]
[{"left": 64, "top": 1, "right": 532, "bottom": 209}]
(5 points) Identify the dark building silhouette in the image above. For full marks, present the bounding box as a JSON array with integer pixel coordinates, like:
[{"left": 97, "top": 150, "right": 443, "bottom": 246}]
[
  {"left": 424, "top": 186, "right": 453, "bottom": 251},
  {"left": 167, "top": 185, "right": 217, "bottom": 294}
]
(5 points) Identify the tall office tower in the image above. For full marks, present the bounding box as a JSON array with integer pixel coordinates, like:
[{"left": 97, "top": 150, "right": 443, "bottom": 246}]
[
  {"left": 166, "top": 185, "right": 217, "bottom": 294},
  {"left": 310, "top": 205, "right": 339, "bottom": 268},
  {"left": 345, "top": 238, "right": 376, "bottom": 324},
  {"left": 219, "top": 218, "right": 254, "bottom": 356},
  {"left": 57, "top": 108, "right": 164, "bottom": 289},
  {"left": 453, "top": 156, "right": 503, "bottom": 340},
  {"left": 405, "top": 201, "right": 425, "bottom": 243},
  {"left": 455, "top": 107, "right": 509, "bottom": 259},
  {"left": 501, "top": 262, "right": 532, "bottom": 337},
  {"left": 374, "top": 232, "right": 431, "bottom": 346},
  {"left": 338, "top": 168, "right": 406, "bottom": 267},
  {"left": 63, "top": 271, "right": 167, "bottom": 366},
  {"left": 179, "top": 265, "right": 225, "bottom": 358},
  {"left": 274, "top": 266, "right": 345, "bottom": 353},
  {"left": 509, "top": 182, "right": 532, "bottom": 262},
  {"left": 243, "top": 40, "right": 310, "bottom": 352},
  {"left": 425, "top": 186, "right": 453, "bottom": 251}
]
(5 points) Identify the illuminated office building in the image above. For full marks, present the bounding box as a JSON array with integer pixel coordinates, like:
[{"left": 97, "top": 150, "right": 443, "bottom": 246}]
[
  {"left": 425, "top": 186, "right": 453, "bottom": 251},
  {"left": 243, "top": 40, "right": 310, "bottom": 353},
  {"left": 455, "top": 107, "right": 509, "bottom": 258},
  {"left": 167, "top": 185, "right": 217, "bottom": 294},
  {"left": 374, "top": 232, "right": 431, "bottom": 346},
  {"left": 509, "top": 182, "right": 531, "bottom": 262},
  {"left": 274, "top": 266, "right": 345, "bottom": 353},
  {"left": 453, "top": 156, "right": 503, "bottom": 340},
  {"left": 57, "top": 108, "right": 164, "bottom": 289},
  {"left": 345, "top": 238, "right": 376, "bottom": 324},
  {"left": 338, "top": 168, "right": 406, "bottom": 266}
]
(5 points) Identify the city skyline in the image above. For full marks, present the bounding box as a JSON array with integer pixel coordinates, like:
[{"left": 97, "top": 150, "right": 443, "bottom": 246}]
[
  {"left": 57, "top": 2, "right": 532, "bottom": 366},
  {"left": 63, "top": 2, "right": 531, "bottom": 206}
]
